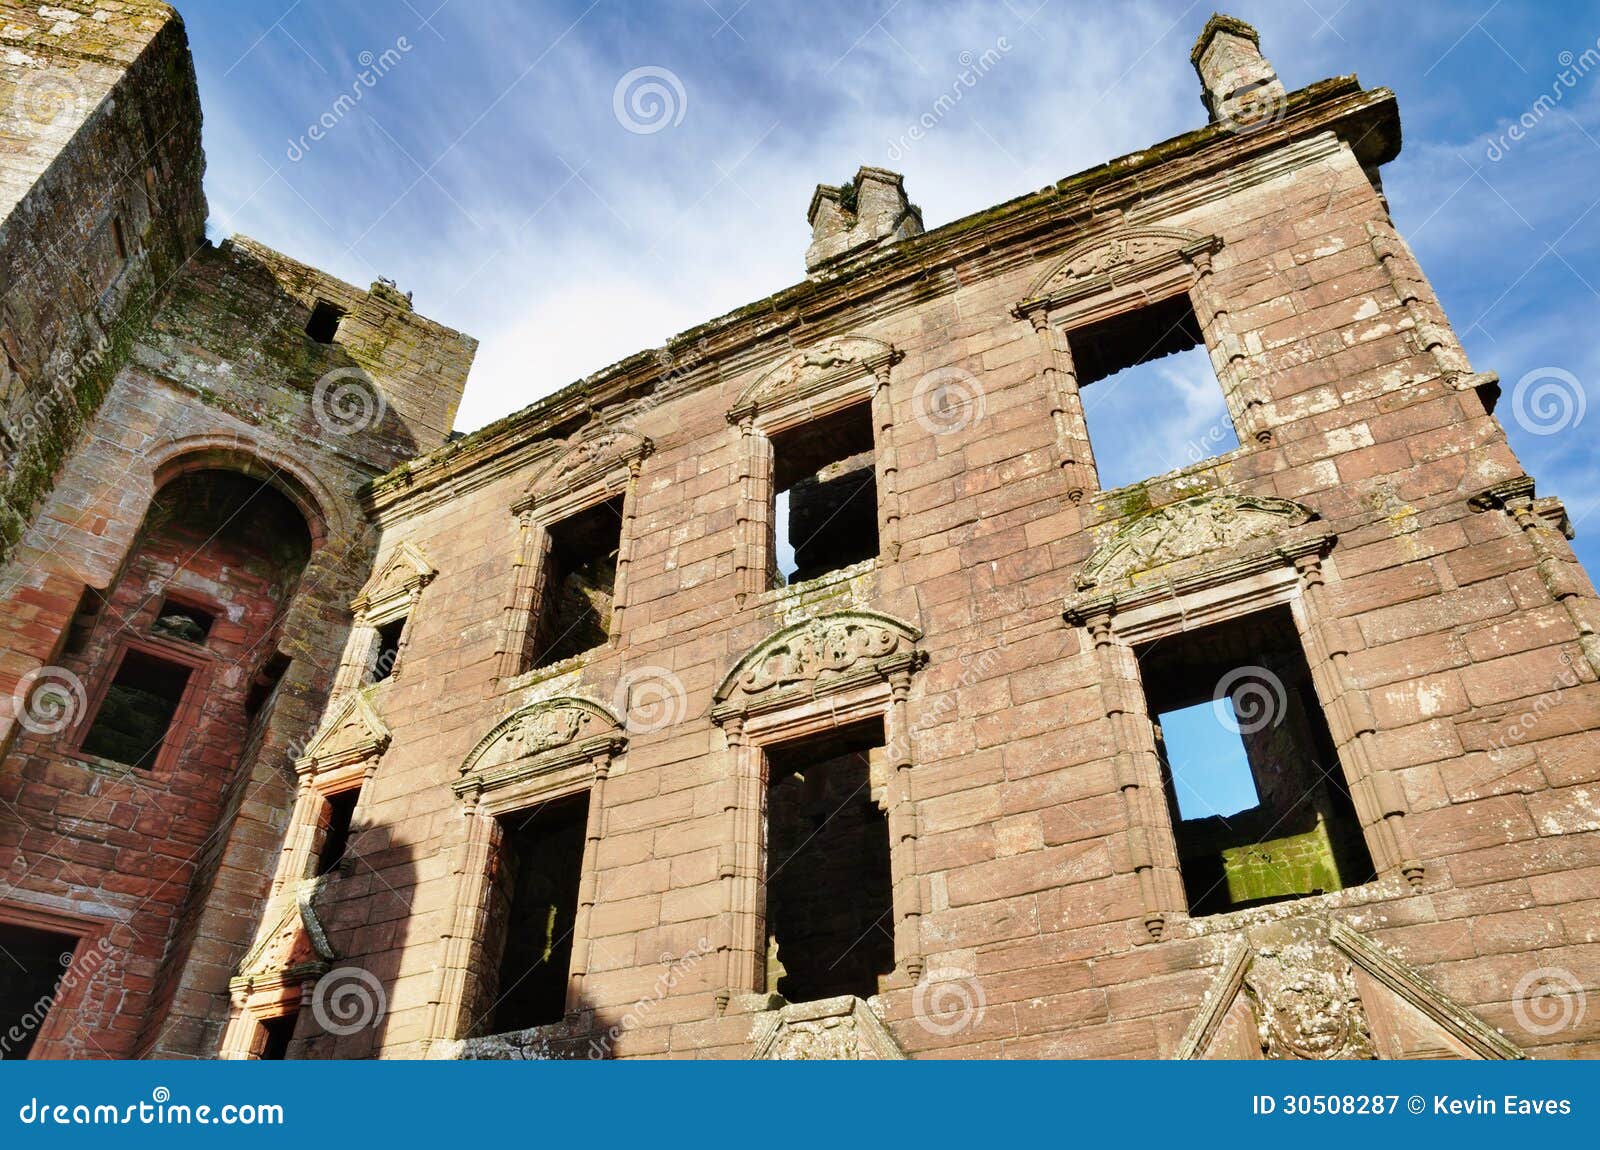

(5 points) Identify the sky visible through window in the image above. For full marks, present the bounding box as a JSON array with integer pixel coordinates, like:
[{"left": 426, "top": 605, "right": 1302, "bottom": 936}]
[
  {"left": 1082, "top": 345, "right": 1241, "bottom": 492},
  {"left": 1160, "top": 698, "right": 1261, "bottom": 821}
]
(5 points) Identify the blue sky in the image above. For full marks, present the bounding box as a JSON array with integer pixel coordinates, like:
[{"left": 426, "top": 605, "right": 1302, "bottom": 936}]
[{"left": 181, "top": 0, "right": 1599, "bottom": 568}]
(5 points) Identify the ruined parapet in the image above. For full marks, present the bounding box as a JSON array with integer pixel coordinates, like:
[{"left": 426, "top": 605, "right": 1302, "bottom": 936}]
[
  {"left": 1190, "top": 13, "right": 1287, "bottom": 129},
  {"left": 805, "top": 166, "right": 923, "bottom": 274}
]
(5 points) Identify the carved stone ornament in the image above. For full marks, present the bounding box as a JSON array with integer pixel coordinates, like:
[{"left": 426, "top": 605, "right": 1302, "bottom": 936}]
[
  {"left": 296, "top": 692, "right": 391, "bottom": 775},
  {"left": 728, "top": 336, "right": 899, "bottom": 423},
  {"left": 1017, "top": 226, "right": 1221, "bottom": 314},
  {"left": 520, "top": 426, "right": 652, "bottom": 511},
  {"left": 1177, "top": 917, "right": 1524, "bottom": 1061},
  {"left": 230, "top": 878, "right": 337, "bottom": 993},
  {"left": 748, "top": 995, "right": 905, "bottom": 1060},
  {"left": 455, "top": 696, "right": 624, "bottom": 797},
  {"left": 351, "top": 541, "right": 435, "bottom": 617},
  {"left": 1076, "top": 493, "right": 1315, "bottom": 591},
  {"left": 712, "top": 610, "right": 921, "bottom": 715}
]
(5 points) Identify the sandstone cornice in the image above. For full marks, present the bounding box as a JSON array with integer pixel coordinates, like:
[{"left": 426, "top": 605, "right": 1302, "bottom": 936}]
[{"left": 364, "top": 76, "right": 1400, "bottom": 521}]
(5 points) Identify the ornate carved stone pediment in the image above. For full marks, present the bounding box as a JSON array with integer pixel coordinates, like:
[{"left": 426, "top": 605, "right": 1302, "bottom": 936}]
[
  {"left": 520, "top": 426, "right": 652, "bottom": 511},
  {"left": 712, "top": 610, "right": 921, "bottom": 718},
  {"left": 1076, "top": 493, "right": 1315, "bottom": 591},
  {"left": 455, "top": 696, "right": 624, "bottom": 798},
  {"left": 748, "top": 995, "right": 905, "bottom": 1060},
  {"left": 1177, "top": 918, "right": 1524, "bottom": 1061},
  {"left": 351, "top": 541, "right": 435, "bottom": 617},
  {"left": 729, "top": 336, "right": 899, "bottom": 423},
  {"left": 296, "top": 692, "right": 390, "bottom": 775},
  {"left": 231, "top": 878, "right": 336, "bottom": 993},
  {"left": 1018, "top": 226, "right": 1220, "bottom": 312}
]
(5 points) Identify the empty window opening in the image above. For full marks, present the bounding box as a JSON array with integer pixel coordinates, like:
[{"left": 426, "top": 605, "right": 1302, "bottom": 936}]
[
  {"left": 111, "top": 216, "right": 128, "bottom": 262},
  {"left": 79, "top": 649, "right": 192, "bottom": 770},
  {"left": 370, "top": 617, "right": 406, "bottom": 683},
  {"left": 150, "top": 596, "right": 213, "bottom": 644},
  {"left": 63, "top": 585, "right": 103, "bottom": 656},
  {"left": 0, "top": 923, "right": 79, "bottom": 1059},
  {"left": 305, "top": 300, "right": 344, "bottom": 344},
  {"left": 1068, "top": 294, "right": 1239, "bottom": 491},
  {"left": 315, "top": 788, "right": 361, "bottom": 876},
  {"left": 486, "top": 792, "right": 589, "bottom": 1032},
  {"left": 1136, "top": 606, "right": 1374, "bottom": 917},
  {"left": 246, "top": 652, "right": 291, "bottom": 716},
  {"left": 255, "top": 1014, "right": 295, "bottom": 1060},
  {"left": 770, "top": 401, "right": 877, "bottom": 586},
  {"left": 528, "top": 496, "right": 623, "bottom": 670},
  {"left": 763, "top": 717, "right": 895, "bottom": 1003}
]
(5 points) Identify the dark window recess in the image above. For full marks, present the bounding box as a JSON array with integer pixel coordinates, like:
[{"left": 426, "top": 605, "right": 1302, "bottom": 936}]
[
  {"left": 488, "top": 792, "right": 589, "bottom": 1032},
  {"left": 370, "top": 617, "right": 406, "bottom": 683},
  {"left": 80, "top": 650, "right": 191, "bottom": 770},
  {"left": 111, "top": 216, "right": 127, "bottom": 261},
  {"left": 315, "top": 788, "right": 361, "bottom": 875},
  {"left": 0, "top": 924, "right": 79, "bottom": 1059},
  {"left": 764, "top": 717, "right": 895, "bottom": 1003},
  {"left": 528, "top": 496, "right": 623, "bottom": 670},
  {"left": 1067, "top": 293, "right": 1240, "bottom": 490},
  {"left": 149, "top": 597, "right": 213, "bottom": 644},
  {"left": 305, "top": 300, "right": 344, "bottom": 344},
  {"left": 770, "top": 401, "right": 878, "bottom": 586},
  {"left": 255, "top": 1014, "right": 296, "bottom": 1060},
  {"left": 246, "top": 652, "right": 291, "bottom": 716},
  {"left": 63, "top": 586, "right": 103, "bottom": 656},
  {"left": 1136, "top": 606, "right": 1374, "bottom": 917}
]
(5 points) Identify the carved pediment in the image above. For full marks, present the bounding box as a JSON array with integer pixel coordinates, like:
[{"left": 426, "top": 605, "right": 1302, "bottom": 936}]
[
  {"left": 712, "top": 610, "right": 921, "bottom": 715},
  {"left": 232, "top": 879, "right": 336, "bottom": 991},
  {"left": 297, "top": 693, "right": 390, "bottom": 774},
  {"left": 351, "top": 541, "right": 435, "bottom": 616},
  {"left": 1178, "top": 918, "right": 1524, "bottom": 1061},
  {"left": 729, "top": 336, "right": 899, "bottom": 422},
  {"left": 1019, "top": 226, "right": 1220, "bottom": 311},
  {"left": 1076, "top": 493, "right": 1314, "bottom": 591},
  {"left": 457, "top": 696, "right": 624, "bottom": 795},
  {"left": 749, "top": 995, "right": 905, "bottom": 1060},
  {"left": 522, "top": 427, "right": 652, "bottom": 510}
]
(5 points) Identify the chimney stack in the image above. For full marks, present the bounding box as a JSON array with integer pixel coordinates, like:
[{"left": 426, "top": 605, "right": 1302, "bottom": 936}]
[
  {"left": 805, "top": 166, "right": 923, "bottom": 274},
  {"left": 1190, "top": 14, "right": 1287, "bottom": 131}
]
